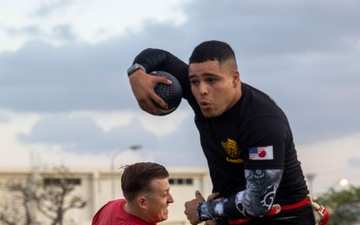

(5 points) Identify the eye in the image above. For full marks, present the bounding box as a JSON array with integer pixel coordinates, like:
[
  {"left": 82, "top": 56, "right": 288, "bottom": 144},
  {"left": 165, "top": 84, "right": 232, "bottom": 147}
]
[
  {"left": 205, "top": 78, "right": 217, "bottom": 84},
  {"left": 190, "top": 80, "right": 199, "bottom": 85}
]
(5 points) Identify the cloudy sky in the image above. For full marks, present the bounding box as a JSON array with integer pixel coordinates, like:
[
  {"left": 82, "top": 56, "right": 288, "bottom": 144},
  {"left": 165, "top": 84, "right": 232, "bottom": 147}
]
[{"left": 1, "top": 0, "right": 359, "bottom": 194}]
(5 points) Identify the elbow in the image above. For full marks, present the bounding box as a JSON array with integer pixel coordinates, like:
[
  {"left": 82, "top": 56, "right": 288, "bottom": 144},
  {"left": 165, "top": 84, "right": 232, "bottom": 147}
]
[
  {"left": 245, "top": 201, "right": 272, "bottom": 217},
  {"left": 251, "top": 208, "right": 271, "bottom": 217}
]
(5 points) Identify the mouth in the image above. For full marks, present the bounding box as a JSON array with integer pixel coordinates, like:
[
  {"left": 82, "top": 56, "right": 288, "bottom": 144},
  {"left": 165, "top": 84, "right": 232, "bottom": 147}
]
[
  {"left": 199, "top": 100, "right": 211, "bottom": 109},
  {"left": 162, "top": 205, "right": 169, "bottom": 214}
]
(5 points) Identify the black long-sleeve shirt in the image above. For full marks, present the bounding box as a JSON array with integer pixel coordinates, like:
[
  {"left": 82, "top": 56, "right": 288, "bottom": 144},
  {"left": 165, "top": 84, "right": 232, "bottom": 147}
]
[{"left": 131, "top": 48, "right": 312, "bottom": 224}]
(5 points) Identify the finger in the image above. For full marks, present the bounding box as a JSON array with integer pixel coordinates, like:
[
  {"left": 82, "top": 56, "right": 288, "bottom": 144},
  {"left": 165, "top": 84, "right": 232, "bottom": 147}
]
[
  {"left": 205, "top": 220, "right": 217, "bottom": 225},
  {"left": 195, "top": 190, "right": 201, "bottom": 197},
  {"left": 151, "top": 92, "right": 169, "bottom": 110},
  {"left": 138, "top": 96, "right": 164, "bottom": 116},
  {"left": 207, "top": 192, "right": 221, "bottom": 201},
  {"left": 195, "top": 190, "right": 204, "bottom": 200},
  {"left": 138, "top": 101, "right": 154, "bottom": 114},
  {"left": 155, "top": 76, "right": 173, "bottom": 85}
]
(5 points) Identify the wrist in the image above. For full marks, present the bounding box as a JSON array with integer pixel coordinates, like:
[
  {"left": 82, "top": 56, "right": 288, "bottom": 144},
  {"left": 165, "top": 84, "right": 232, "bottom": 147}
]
[
  {"left": 127, "top": 63, "right": 146, "bottom": 76},
  {"left": 197, "top": 201, "right": 212, "bottom": 221}
]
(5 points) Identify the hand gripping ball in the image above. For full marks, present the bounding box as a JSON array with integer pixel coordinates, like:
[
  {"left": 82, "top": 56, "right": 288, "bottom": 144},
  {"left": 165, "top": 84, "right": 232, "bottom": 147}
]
[{"left": 150, "top": 71, "right": 182, "bottom": 115}]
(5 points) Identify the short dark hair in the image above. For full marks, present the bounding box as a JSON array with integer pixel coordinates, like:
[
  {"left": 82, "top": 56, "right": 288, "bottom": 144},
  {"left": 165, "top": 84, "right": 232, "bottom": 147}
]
[
  {"left": 189, "top": 40, "right": 237, "bottom": 66},
  {"left": 121, "top": 162, "right": 169, "bottom": 202}
]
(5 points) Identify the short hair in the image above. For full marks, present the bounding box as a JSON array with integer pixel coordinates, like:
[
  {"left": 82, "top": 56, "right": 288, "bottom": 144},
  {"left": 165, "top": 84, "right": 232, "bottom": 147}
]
[
  {"left": 189, "top": 40, "right": 237, "bottom": 68},
  {"left": 121, "top": 162, "right": 169, "bottom": 202}
]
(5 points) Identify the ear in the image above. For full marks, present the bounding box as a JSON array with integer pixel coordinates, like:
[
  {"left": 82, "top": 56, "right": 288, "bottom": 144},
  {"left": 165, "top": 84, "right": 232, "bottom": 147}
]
[
  {"left": 232, "top": 71, "right": 240, "bottom": 87},
  {"left": 137, "top": 196, "right": 147, "bottom": 210}
]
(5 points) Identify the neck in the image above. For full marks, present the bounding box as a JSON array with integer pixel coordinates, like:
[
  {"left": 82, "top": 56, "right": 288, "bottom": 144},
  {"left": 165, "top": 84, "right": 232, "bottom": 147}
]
[
  {"left": 229, "top": 81, "right": 242, "bottom": 109},
  {"left": 124, "top": 202, "right": 151, "bottom": 223}
]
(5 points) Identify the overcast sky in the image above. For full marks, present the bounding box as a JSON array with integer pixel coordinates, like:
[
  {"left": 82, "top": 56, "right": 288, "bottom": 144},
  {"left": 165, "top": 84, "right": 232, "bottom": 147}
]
[{"left": 1, "top": 0, "right": 359, "bottom": 194}]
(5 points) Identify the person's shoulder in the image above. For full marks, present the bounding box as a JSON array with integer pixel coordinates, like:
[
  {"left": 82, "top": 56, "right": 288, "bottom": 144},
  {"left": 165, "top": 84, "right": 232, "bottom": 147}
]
[
  {"left": 94, "top": 199, "right": 126, "bottom": 217},
  {"left": 242, "top": 83, "right": 269, "bottom": 97},
  {"left": 103, "top": 198, "right": 125, "bottom": 206},
  {"left": 92, "top": 199, "right": 126, "bottom": 225}
]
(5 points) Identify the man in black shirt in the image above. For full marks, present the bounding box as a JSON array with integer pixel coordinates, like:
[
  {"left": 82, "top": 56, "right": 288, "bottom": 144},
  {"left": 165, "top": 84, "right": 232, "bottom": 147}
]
[{"left": 127, "top": 40, "right": 316, "bottom": 225}]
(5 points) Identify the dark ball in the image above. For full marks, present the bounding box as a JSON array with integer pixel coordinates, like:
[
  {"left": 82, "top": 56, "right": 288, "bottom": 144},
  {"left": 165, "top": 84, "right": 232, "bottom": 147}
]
[{"left": 150, "top": 71, "right": 182, "bottom": 115}]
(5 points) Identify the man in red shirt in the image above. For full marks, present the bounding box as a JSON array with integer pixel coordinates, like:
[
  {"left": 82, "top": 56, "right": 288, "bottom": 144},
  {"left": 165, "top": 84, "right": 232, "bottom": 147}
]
[{"left": 92, "top": 162, "right": 174, "bottom": 225}]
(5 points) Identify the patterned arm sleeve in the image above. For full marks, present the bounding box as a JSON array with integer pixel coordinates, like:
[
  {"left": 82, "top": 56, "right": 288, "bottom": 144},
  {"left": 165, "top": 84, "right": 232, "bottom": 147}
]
[{"left": 197, "top": 168, "right": 283, "bottom": 220}]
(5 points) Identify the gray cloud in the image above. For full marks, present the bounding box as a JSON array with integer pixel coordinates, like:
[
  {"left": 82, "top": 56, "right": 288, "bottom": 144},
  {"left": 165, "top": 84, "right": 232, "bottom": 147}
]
[
  {"left": 16, "top": 112, "right": 206, "bottom": 166},
  {"left": 348, "top": 158, "right": 360, "bottom": 168},
  {"left": 183, "top": 0, "right": 360, "bottom": 56},
  {"left": 1, "top": 0, "right": 360, "bottom": 164},
  {"left": 33, "top": 0, "right": 73, "bottom": 17},
  {"left": 51, "top": 25, "right": 76, "bottom": 41},
  {"left": 0, "top": 39, "right": 136, "bottom": 112},
  {"left": 18, "top": 114, "right": 160, "bottom": 153},
  {"left": 5, "top": 26, "right": 42, "bottom": 37},
  {"left": 3, "top": 24, "right": 75, "bottom": 43},
  {"left": 0, "top": 114, "right": 10, "bottom": 123}
]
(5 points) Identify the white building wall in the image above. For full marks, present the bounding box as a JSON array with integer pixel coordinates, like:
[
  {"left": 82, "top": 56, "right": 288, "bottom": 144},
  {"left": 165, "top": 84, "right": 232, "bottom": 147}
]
[{"left": 0, "top": 166, "right": 211, "bottom": 225}]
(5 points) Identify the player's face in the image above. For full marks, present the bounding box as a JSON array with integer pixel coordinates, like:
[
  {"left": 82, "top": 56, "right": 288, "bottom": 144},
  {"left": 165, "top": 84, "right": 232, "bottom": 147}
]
[
  {"left": 189, "top": 60, "right": 240, "bottom": 118},
  {"left": 145, "top": 178, "right": 174, "bottom": 223}
]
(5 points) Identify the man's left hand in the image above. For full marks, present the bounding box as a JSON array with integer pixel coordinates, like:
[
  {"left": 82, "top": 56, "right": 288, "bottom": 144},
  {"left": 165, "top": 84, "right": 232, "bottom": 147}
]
[{"left": 184, "top": 190, "right": 205, "bottom": 225}]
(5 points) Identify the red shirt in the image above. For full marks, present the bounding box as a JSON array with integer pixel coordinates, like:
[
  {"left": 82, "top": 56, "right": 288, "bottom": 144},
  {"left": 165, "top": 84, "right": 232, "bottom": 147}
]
[{"left": 92, "top": 199, "right": 156, "bottom": 225}]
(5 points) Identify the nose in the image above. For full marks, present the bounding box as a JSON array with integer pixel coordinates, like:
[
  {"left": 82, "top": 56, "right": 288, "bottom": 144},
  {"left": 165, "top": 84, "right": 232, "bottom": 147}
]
[
  {"left": 168, "top": 193, "right": 175, "bottom": 203},
  {"left": 198, "top": 83, "right": 208, "bottom": 95}
]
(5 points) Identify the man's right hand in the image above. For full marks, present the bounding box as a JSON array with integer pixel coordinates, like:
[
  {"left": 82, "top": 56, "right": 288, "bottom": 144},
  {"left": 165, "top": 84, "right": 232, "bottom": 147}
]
[{"left": 128, "top": 70, "right": 172, "bottom": 115}]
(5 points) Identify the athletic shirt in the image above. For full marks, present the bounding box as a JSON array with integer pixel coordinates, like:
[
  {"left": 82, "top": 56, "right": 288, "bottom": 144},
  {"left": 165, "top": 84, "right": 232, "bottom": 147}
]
[
  {"left": 192, "top": 83, "right": 308, "bottom": 204},
  {"left": 132, "top": 48, "right": 309, "bottom": 205},
  {"left": 92, "top": 199, "right": 156, "bottom": 225}
]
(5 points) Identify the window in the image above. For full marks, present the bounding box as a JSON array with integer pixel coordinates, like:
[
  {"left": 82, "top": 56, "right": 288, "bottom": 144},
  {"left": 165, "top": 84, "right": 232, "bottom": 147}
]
[
  {"left": 169, "top": 178, "right": 193, "bottom": 185},
  {"left": 43, "top": 178, "right": 81, "bottom": 186},
  {"left": 185, "top": 178, "right": 193, "bottom": 185}
]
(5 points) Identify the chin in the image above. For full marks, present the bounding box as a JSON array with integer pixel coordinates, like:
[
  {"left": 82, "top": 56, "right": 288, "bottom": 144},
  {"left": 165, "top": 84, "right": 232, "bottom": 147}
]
[
  {"left": 201, "top": 110, "right": 221, "bottom": 118},
  {"left": 161, "top": 216, "right": 168, "bottom": 221}
]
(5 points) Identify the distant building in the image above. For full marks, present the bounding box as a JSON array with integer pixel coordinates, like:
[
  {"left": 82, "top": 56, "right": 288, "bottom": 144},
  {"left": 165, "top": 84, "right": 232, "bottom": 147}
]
[{"left": 0, "top": 166, "right": 211, "bottom": 225}]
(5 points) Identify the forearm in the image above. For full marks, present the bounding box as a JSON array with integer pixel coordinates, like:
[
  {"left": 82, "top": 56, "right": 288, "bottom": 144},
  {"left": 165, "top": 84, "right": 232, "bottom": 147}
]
[
  {"left": 132, "top": 48, "right": 188, "bottom": 76},
  {"left": 131, "top": 48, "right": 190, "bottom": 99},
  {"left": 197, "top": 169, "right": 283, "bottom": 220}
]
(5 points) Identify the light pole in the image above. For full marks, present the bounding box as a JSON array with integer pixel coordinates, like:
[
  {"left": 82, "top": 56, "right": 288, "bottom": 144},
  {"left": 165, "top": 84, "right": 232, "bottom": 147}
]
[
  {"left": 306, "top": 173, "right": 316, "bottom": 196},
  {"left": 338, "top": 178, "right": 349, "bottom": 187},
  {"left": 111, "top": 144, "right": 142, "bottom": 199},
  {"left": 330, "top": 178, "right": 349, "bottom": 191}
]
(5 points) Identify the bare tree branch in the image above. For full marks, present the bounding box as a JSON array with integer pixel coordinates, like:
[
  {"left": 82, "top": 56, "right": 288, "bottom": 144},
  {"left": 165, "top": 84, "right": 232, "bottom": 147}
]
[{"left": 0, "top": 166, "right": 87, "bottom": 225}]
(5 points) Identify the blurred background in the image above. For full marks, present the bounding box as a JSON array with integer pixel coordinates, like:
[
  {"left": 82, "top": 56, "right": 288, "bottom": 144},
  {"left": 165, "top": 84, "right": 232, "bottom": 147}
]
[{"left": 1, "top": 0, "right": 360, "bottom": 224}]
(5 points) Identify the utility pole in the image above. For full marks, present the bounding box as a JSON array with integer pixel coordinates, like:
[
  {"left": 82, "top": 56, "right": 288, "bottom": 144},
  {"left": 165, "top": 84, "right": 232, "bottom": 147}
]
[
  {"left": 110, "top": 145, "right": 142, "bottom": 199},
  {"left": 306, "top": 173, "right": 316, "bottom": 196}
]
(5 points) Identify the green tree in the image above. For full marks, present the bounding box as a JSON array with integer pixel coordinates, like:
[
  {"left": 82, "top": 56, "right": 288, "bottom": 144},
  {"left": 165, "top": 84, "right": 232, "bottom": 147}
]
[{"left": 316, "top": 185, "right": 360, "bottom": 225}]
